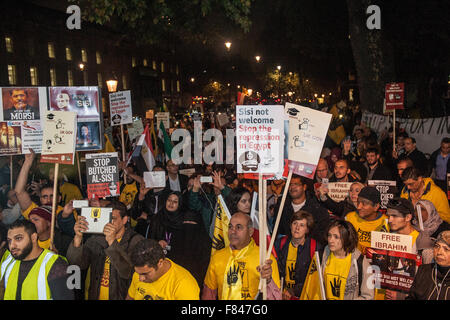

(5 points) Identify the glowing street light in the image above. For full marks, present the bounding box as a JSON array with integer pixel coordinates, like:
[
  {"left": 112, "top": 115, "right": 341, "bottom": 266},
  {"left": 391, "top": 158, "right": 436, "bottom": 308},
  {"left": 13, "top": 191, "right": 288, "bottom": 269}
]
[
  {"left": 255, "top": 55, "right": 261, "bottom": 62},
  {"left": 225, "top": 42, "right": 232, "bottom": 51},
  {"left": 247, "top": 89, "right": 253, "bottom": 96},
  {"left": 277, "top": 65, "right": 281, "bottom": 71},
  {"left": 190, "top": 77, "right": 195, "bottom": 82}
]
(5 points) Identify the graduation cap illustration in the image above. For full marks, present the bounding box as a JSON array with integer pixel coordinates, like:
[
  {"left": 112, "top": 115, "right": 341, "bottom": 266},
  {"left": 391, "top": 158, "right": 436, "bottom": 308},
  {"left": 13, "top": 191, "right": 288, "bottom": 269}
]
[
  {"left": 287, "top": 107, "right": 299, "bottom": 116},
  {"left": 47, "top": 113, "right": 55, "bottom": 120},
  {"left": 112, "top": 114, "right": 122, "bottom": 124}
]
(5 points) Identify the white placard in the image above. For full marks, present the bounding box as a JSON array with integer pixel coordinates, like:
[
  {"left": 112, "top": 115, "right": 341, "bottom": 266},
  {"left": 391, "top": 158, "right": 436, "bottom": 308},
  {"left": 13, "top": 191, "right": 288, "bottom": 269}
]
[
  {"left": 80, "top": 207, "right": 112, "bottom": 234},
  {"left": 371, "top": 231, "right": 413, "bottom": 254},
  {"left": 327, "top": 182, "right": 353, "bottom": 202},
  {"left": 144, "top": 171, "right": 166, "bottom": 188},
  {"left": 236, "top": 105, "right": 284, "bottom": 174},
  {"left": 110, "top": 90, "right": 133, "bottom": 126},
  {"left": 156, "top": 112, "right": 170, "bottom": 129}
]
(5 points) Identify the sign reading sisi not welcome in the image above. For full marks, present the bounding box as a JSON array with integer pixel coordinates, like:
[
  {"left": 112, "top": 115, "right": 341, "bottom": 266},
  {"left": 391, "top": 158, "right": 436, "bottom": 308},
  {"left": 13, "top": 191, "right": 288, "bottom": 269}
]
[{"left": 236, "top": 105, "right": 284, "bottom": 175}]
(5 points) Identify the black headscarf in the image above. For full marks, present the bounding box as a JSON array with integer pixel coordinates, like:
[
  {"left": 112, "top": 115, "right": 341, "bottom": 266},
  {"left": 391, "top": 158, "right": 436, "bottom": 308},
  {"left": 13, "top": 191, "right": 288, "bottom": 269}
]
[{"left": 160, "top": 191, "right": 184, "bottom": 230}]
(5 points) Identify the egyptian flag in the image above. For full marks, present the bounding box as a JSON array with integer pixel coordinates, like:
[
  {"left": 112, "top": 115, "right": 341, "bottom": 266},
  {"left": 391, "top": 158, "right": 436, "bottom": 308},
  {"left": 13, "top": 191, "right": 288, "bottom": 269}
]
[{"left": 129, "top": 125, "right": 155, "bottom": 174}]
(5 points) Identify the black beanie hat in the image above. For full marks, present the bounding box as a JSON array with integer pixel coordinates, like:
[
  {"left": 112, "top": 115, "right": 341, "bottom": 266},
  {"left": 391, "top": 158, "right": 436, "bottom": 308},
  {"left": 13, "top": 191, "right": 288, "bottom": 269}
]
[{"left": 358, "top": 186, "right": 380, "bottom": 204}]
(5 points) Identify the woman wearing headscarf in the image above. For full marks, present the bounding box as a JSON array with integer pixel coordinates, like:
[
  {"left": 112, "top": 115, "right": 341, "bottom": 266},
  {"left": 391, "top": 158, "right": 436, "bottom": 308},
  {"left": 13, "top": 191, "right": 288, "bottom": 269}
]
[
  {"left": 146, "top": 191, "right": 185, "bottom": 255},
  {"left": 413, "top": 199, "right": 450, "bottom": 239}
]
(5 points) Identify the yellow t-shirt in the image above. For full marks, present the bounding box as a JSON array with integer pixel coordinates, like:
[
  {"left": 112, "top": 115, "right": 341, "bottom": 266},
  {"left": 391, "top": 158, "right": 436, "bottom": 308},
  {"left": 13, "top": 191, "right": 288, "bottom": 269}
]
[
  {"left": 99, "top": 238, "right": 122, "bottom": 300},
  {"left": 324, "top": 252, "right": 352, "bottom": 300},
  {"left": 285, "top": 242, "right": 298, "bottom": 290},
  {"left": 204, "top": 243, "right": 281, "bottom": 300},
  {"left": 38, "top": 238, "right": 51, "bottom": 250},
  {"left": 128, "top": 259, "right": 200, "bottom": 300},
  {"left": 345, "top": 211, "right": 389, "bottom": 254}
]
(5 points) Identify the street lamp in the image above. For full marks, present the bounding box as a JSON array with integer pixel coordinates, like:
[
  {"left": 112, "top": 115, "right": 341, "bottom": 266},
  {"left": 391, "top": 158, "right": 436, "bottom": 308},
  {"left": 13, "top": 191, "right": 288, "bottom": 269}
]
[
  {"left": 247, "top": 89, "right": 253, "bottom": 96},
  {"left": 255, "top": 55, "right": 261, "bottom": 62},
  {"left": 190, "top": 77, "right": 195, "bottom": 83},
  {"left": 225, "top": 42, "right": 232, "bottom": 51},
  {"left": 277, "top": 65, "right": 281, "bottom": 71},
  {"left": 78, "top": 63, "right": 85, "bottom": 71},
  {"left": 106, "top": 79, "right": 118, "bottom": 93}
]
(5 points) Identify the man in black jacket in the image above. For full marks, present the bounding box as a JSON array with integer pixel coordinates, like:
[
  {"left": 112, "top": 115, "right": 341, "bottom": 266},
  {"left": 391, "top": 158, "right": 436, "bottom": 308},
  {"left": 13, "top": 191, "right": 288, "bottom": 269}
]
[
  {"left": 397, "top": 137, "right": 429, "bottom": 177},
  {"left": 429, "top": 137, "right": 450, "bottom": 193},
  {"left": 273, "top": 174, "right": 330, "bottom": 245},
  {"left": 364, "top": 147, "right": 393, "bottom": 183},
  {"left": 67, "top": 200, "right": 144, "bottom": 300}
]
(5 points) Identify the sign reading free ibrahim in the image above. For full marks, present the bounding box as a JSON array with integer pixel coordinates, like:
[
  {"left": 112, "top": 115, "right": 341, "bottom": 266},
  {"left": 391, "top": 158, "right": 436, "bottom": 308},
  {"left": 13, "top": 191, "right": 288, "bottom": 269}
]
[
  {"left": 286, "top": 102, "right": 332, "bottom": 179},
  {"left": 236, "top": 105, "right": 284, "bottom": 175}
]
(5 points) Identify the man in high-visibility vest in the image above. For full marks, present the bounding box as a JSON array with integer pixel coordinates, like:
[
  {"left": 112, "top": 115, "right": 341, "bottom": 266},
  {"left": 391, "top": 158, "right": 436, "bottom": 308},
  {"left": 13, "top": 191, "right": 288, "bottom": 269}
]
[{"left": 1, "top": 219, "right": 74, "bottom": 300}]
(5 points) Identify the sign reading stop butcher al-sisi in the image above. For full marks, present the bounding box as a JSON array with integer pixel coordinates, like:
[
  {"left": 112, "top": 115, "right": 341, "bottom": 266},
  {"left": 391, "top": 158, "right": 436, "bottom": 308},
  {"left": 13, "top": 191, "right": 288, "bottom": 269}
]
[
  {"left": 236, "top": 105, "right": 284, "bottom": 175},
  {"left": 385, "top": 82, "right": 405, "bottom": 110},
  {"left": 86, "top": 152, "right": 120, "bottom": 199},
  {"left": 286, "top": 103, "right": 332, "bottom": 179},
  {"left": 110, "top": 90, "right": 133, "bottom": 126}
]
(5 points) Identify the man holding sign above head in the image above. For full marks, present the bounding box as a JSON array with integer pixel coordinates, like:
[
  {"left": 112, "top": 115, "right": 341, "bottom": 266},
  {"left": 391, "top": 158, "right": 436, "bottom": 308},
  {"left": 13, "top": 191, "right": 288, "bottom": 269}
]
[{"left": 66, "top": 200, "right": 144, "bottom": 300}]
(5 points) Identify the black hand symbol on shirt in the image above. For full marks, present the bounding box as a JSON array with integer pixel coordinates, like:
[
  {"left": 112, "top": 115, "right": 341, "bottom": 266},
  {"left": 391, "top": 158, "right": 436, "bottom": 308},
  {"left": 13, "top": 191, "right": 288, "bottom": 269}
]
[
  {"left": 330, "top": 277, "right": 342, "bottom": 297},
  {"left": 227, "top": 264, "right": 240, "bottom": 285},
  {"left": 288, "top": 263, "right": 296, "bottom": 280}
]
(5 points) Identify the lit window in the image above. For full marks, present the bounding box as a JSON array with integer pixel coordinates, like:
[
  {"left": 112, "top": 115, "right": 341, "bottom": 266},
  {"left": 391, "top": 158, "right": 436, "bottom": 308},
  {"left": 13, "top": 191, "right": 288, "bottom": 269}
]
[
  {"left": 96, "top": 51, "right": 102, "bottom": 64},
  {"left": 50, "top": 68, "right": 57, "bottom": 86},
  {"left": 81, "top": 49, "right": 88, "bottom": 63},
  {"left": 67, "top": 70, "right": 74, "bottom": 86},
  {"left": 66, "top": 47, "right": 72, "bottom": 61},
  {"left": 8, "top": 65, "right": 16, "bottom": 85},
  {"left": 30, "top": 67, "right": 38, "bottom": 86},
  {"left": 152, "top": 60, "right": 157, "bottom": 70},
  {"left": 48, "top": 43, "right": 56, "bottom": 58},
  {"left": 161, "top": 79, "right": 166, "bottom": 91},
  {"left": 5, "top": 37, "right": 13, "bottom": 53},
  {"left": 176, "top": 80, "right": 180, "bottom": 92},
  {"left": 143, "top": 59, "right": 148, "bottom": 67},
  {"left": 122, "top": 74, "right": 128, "bottom": 90},
  {"left": 97, "top": 73, "right": 103, "bottom": 88},
  {"left": 161, "top": 62, "right": 165, "bottom": 73},
  {"left": 132, "top": 57, "right": 136, "bottom": 67}
]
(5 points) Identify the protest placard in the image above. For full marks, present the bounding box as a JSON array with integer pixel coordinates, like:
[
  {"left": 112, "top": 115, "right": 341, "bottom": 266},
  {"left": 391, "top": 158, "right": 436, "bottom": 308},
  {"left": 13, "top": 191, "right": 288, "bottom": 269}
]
[
  {"left": 80, "top": 207, "right": 113, "bottom": 234},
  {"left": 217, "top": 113, "right": 229, "bottom": 127},
  {"left": 368, "top": 180, "right": 397, "bottom": 211},
  {"left": 40, "top": 111, "right": 77, "bottom": 165},
  {"left": 156, "top": 112, "right": 170, "bottom": 129},
  {"left": 385, "top": 83, "right": 405, "bottom": 110},
  {"left": 179, "top": 168, "right": 196, "bottom": 177},
  {"left": 110, "top": 90, "right": 133, "bottom": 126},
  {"left": 48, "top": 87, "right": 104, "bottom": 152},
  {"left": 127, "top": 118, "right": 144, "bottom": 142},
  {"left": 86, "top": 152, "right": 120, "bottom": 199},
  {"left": 327, "top": 182, "right": 353, "bottom": 202},
  {"left": 236, "top": 105, "right": 284, "bottom": 175},
  {"left": 144, "top": 171, "right": 166, "bottom": 188},
  {"left": 286, "top": 102, "right": 332, "bottom": 179},
  {"left": 369, "top": 231, "right": 421, "bottom": 293}
]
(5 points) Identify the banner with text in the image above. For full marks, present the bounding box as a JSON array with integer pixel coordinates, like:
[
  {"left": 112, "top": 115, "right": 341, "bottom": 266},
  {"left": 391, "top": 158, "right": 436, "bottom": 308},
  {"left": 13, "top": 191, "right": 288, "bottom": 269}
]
[
  {"left": 86, "top": 152, "right": 120, "bottom": 199},
  {"left": 110, "top": 90, "right": 133, "bottom": 126},
  {"left": 328, "top": 182, "right": 353, "bottom": 202},
  {"left": 236, "top": 105, "right": 284, "bottom": 175},
  {"left": 368, "top": 180, "right": 397, "bottom": 212},
  {"left": 361, "top": 111, "right": 449, "bottom": 154},
  {"left": 286, "top": 103, "right": 332, "bottom": 179}
]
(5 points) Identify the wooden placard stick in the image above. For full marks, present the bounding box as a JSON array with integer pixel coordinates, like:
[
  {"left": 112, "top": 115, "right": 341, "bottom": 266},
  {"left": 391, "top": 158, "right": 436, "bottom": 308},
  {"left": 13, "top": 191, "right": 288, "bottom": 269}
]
[
  {"left": 266, "top": 169, "right": 293, "bottom": 258},
  {"left": 49, "top": 162, "right": 59, "bottom": 250},
  {"left": 120, "top": 124, "right": 127, "bottom": 184}
]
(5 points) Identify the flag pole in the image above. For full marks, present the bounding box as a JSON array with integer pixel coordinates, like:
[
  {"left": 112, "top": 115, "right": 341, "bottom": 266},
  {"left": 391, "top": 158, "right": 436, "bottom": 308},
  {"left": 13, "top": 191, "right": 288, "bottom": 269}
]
[
  {"left": 76, "top": 151, "right": 82, "bottom": 190},
  {"left": 267, "top": 169, "right": 293, "bottom": 258},
  {"left": 10, "top": 155, "right": 13, "bottom": 189},
  {"left": 50, "top": 162, "right": 59, "bottom": 251},
  {"left": 258, "top": 173, "right": 264, "bottom": 295},
  {"left": 120, "top": 124, "right": 127, "bottom": 184},
  {"left": 261, "top": 177, "right": 267, "bottom": 300}
]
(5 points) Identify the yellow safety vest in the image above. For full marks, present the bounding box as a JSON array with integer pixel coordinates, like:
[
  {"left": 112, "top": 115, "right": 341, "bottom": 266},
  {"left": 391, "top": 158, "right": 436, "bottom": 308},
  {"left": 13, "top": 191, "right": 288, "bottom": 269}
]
[{"left": 2, "top": 249, "right": 59, "bottom": 300}]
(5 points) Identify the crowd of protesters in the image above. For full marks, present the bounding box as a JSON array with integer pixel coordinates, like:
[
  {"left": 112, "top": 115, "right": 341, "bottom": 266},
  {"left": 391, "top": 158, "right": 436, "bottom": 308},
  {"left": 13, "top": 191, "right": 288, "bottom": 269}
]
[{"left": 0, "top": 102, "right": 448, "bottom": 300}]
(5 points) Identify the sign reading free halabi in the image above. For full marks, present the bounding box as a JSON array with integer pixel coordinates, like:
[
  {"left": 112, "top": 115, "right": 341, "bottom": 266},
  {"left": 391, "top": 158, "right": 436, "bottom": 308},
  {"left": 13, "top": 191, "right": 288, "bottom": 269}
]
[{"left": 86, "top": 152, "right": 120, "bottom": 199}]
